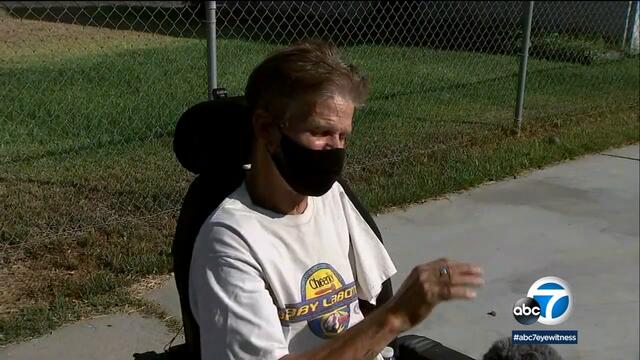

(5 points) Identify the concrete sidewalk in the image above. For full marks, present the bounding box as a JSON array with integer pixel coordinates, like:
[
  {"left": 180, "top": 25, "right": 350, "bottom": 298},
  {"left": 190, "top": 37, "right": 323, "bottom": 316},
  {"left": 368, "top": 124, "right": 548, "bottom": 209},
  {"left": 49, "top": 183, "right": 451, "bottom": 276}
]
[
  {"left": 379, "top": 145, "right": 639, "bottom": 360},
  {"left": 1, "top": 145, "right": 638, "bottom": 360}
]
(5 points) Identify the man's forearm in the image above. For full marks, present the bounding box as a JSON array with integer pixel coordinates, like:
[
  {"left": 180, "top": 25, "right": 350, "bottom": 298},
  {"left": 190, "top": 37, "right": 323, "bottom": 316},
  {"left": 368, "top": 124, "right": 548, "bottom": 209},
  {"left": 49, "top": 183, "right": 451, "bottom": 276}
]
[{"left": 282, "top": 303, "right": 401, "bottom": 360}]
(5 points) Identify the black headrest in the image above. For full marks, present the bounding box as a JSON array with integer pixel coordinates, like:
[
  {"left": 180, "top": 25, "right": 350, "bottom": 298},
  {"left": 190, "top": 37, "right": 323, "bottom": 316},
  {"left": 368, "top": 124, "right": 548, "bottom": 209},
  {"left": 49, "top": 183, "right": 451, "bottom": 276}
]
[{"left": 173, "top": 96, "right": 253, "bottom": 175}]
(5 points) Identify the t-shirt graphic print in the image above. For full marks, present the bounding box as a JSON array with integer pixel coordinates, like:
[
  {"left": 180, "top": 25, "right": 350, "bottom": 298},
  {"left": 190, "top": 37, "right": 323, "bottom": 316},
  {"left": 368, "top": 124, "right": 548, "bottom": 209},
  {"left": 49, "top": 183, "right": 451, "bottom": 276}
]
[{"left": 279, "top": 262, "right": 357, "bottom": 338}]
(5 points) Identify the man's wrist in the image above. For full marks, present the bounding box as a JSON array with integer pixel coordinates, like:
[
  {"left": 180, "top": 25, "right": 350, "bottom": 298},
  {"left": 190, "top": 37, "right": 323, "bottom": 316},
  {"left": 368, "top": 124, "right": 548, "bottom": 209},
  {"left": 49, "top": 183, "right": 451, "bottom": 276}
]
[{"left": 378, "top": 303, "right": 406, "bottom": 336}]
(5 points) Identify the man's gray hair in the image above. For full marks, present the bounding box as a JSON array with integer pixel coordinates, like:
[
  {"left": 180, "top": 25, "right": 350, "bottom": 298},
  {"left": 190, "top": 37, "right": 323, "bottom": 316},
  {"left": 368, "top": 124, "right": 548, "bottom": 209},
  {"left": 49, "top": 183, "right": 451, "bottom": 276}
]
[
  {"left": 482, "top": 337, "right": 563, "bottom": 360},
  {"left": 245, "top": 39, "right": 368, "bottom": 124}
]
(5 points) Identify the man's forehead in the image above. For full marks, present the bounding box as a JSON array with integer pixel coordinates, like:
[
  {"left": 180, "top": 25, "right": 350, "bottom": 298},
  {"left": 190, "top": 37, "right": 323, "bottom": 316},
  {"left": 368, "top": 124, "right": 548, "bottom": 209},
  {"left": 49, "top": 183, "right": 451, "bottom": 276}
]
[
  {"left": 306, "top": 96, "right": 354, "bottom": 128},
  {"left": 314, "top": 96, "right": 352, "bottom": 112}
]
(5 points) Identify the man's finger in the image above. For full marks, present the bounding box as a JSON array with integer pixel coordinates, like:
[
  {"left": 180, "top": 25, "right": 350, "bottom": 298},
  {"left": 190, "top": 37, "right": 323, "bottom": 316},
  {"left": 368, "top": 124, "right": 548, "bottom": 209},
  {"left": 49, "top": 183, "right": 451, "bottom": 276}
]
[
  {"left": 446, "top": 286, "right": 478, "bottom": 300},
  {"left": 448, "top": 274, "right": 485, "bottom": 287},
  {"left": 449, "top": 263, "right": 484, "bottom": 276},
  {"left": 437, "top": 283, "right": 452, "bottom": 301}
]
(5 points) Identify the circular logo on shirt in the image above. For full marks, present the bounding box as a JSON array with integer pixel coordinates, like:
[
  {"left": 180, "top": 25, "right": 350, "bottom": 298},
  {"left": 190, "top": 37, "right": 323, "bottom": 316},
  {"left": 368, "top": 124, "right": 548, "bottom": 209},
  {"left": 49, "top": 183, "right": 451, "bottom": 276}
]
[
  {"left": 303, "top": 263, "right": 357, "bottom": 338},
  {"left": 277, "top": 263, "right": 358, "bottom": 339}
]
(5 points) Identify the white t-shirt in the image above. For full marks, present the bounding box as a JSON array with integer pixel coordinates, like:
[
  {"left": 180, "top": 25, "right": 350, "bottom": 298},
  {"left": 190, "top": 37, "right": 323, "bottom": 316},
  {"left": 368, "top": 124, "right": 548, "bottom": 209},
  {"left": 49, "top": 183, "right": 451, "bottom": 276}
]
[{"left": 189, "top": 181, "right": 397, "bottom": 360}]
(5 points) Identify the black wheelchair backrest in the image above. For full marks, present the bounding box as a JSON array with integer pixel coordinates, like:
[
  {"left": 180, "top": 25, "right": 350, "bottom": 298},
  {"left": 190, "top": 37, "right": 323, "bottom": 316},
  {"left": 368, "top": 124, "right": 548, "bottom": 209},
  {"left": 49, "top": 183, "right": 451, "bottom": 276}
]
[{"left": 172, "top": 96, "right": 254, "bottom": 357}]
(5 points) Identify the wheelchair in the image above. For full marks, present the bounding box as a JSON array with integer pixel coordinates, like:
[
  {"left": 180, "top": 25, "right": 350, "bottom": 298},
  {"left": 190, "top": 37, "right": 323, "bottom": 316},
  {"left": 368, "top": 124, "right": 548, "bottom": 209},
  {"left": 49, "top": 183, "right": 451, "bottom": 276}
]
[{"left": 171, "top": 94, "right": 475, "bottom": 360}]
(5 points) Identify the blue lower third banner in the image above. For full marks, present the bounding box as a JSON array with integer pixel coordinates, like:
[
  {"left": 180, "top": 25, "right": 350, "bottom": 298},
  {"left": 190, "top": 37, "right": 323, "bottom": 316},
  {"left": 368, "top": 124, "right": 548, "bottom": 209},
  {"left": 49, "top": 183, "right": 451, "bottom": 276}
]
[{"left": 512, "top": 330, "right": 578, "bottom": 344}]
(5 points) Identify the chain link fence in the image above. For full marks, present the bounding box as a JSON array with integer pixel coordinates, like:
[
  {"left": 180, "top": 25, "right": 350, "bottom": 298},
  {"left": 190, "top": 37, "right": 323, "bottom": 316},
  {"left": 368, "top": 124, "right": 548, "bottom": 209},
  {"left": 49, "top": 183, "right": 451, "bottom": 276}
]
[
  {"left": 1, "top": 0, "right": 638, "bottom": 309},
  {"left": 1, "top": 1, "right": 206, "bottom": 264}
]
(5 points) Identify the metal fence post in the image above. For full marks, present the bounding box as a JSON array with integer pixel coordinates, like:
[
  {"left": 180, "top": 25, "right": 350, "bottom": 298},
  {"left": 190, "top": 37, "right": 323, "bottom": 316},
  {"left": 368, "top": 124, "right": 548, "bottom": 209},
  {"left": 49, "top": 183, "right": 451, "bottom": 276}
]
[
  {"left": 630, "top": 1, "right": 640, "bottom": 54},
  {"left": 622, "top": 1, "right": 633, "bottom": 51},
  {"left": 514, "top": 1, "right": 534, "bottom": 134},
  {"left": 205, "top": 1, "right": 217, "bottom": 100}
]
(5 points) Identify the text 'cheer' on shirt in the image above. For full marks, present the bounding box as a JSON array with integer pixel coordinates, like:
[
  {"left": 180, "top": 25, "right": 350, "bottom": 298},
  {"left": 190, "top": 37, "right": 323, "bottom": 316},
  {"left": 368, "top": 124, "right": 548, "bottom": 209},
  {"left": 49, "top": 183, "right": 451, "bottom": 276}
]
[{"left": 189, "top": 181, "right": 397, "bottom": 360}]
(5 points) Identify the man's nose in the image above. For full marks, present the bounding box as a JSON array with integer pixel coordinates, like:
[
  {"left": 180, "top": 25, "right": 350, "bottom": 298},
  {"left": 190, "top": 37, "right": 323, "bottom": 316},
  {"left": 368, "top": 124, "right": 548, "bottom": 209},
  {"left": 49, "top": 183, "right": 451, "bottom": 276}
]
[{"left": 326, "top": 135, "right": 344, "bottom": 149}]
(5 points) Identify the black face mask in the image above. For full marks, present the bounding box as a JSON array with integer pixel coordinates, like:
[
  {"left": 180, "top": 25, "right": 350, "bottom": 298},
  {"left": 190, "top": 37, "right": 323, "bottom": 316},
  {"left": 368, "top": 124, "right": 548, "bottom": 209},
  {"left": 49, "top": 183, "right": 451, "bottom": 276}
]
[{"left": 270, "top": 131, "right": 345, "bottom": 196}]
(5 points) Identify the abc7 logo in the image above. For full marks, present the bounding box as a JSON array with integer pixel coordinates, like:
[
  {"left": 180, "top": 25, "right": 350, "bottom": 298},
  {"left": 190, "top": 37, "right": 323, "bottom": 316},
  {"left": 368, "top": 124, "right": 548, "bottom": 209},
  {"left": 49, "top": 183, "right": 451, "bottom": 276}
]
[{"left": 513, "top": 276, "right": 572, "bottom": 326}]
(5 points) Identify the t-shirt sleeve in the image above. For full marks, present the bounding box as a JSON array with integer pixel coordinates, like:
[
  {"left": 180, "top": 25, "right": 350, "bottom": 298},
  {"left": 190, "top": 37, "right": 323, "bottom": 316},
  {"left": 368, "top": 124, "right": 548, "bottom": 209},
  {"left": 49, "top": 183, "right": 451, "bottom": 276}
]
[
  {"left": 189, "top": 223, "right": 289, "bottom": 360},
  {"left": 338, "top": 186, "right": 397, "bottom": 305}
]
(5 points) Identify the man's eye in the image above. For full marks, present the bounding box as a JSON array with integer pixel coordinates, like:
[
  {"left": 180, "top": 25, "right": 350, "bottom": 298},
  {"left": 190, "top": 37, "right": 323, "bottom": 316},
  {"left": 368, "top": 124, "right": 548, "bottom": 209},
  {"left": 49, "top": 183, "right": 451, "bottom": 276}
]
[{"left": 311, "top": 130, "right": 330, "bottom": 137}]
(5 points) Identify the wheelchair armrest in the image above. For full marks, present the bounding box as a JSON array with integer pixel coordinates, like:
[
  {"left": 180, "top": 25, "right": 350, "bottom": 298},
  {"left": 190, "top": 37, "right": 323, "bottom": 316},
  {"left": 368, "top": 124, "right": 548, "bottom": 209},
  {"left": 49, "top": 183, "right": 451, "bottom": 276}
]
[{"left": 395, "top": 335, "right": 475, "bottom": 360}]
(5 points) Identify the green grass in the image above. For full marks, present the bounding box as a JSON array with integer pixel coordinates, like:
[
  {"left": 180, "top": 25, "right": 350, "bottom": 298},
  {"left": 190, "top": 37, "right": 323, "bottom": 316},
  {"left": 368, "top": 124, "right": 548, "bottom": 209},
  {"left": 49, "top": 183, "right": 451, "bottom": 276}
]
[
  {"left": 1, "top": 34, "right": 638, "bottom": 345},
  {"left": 529, "top": 32, "right": 622, "bottom": 65}
]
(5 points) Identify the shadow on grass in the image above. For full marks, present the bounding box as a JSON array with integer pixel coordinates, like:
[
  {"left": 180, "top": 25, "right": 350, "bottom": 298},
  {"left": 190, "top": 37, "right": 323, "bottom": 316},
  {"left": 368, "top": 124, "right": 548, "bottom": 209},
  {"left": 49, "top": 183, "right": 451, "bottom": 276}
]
[
  {"left": 4, "top": 2, "right": 625, "bottom": 65},
  {"left": 5, "top": 2, "right": 523, "bottom": 54},
  {"left": 4, "top": 3, "right": 205, "bottom": 39}
]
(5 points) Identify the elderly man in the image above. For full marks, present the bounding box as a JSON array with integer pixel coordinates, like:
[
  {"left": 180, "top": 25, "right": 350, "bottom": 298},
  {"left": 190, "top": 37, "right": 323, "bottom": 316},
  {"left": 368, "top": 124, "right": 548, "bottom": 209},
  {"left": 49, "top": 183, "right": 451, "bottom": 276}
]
[{"left": 189, "top": 39, "right": 485, "bottom": 360}]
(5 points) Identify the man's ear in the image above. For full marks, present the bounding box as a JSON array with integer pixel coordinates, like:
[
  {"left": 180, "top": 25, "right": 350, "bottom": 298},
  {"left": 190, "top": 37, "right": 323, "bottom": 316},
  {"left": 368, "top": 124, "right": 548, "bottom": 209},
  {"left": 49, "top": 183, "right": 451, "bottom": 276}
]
[{"left": 252, "top": 109, "right": 279, "bottom": 152}]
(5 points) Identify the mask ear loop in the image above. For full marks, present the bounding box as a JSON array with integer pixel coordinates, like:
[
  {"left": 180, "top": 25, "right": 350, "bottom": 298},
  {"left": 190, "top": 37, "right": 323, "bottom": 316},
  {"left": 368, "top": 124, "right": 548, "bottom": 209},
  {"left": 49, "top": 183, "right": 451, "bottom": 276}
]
[
  {"left": 275, "top": 119, "right": 291, "bottom": 146},
  {"left": 264, "top": 112, "right": 285, "bottom": 154},
  {"left": 277, "top": 119, "right": 289, "bottom": 131}
]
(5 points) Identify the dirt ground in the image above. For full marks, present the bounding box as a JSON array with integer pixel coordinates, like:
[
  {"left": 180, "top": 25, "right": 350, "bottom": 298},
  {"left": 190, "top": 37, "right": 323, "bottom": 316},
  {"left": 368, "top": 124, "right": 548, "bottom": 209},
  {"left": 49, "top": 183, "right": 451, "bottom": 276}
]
[{"left": 0, "top": 15, "right": 182, "bottom": 64}]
